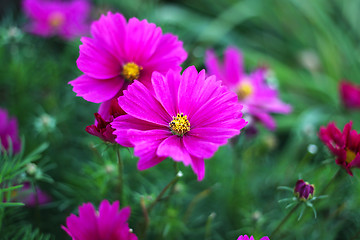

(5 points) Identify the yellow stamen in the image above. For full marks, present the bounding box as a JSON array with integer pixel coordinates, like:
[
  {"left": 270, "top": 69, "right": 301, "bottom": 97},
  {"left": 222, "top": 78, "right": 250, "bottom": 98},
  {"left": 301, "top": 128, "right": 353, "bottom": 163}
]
[
  {"left": 237, "top": 81, "right": 253, "bottom": 99},
  {"left": 345, "top": 149, "right": 357, "bottom": 164},
  {"left": 169, "top": 113, "right": 190, "bottom": 136},
  {"left": 122, "top": 62, "right": 142, "bottom": 82},
  {"left": 48, "top": 12, "right": 65, "bottom": 28}
]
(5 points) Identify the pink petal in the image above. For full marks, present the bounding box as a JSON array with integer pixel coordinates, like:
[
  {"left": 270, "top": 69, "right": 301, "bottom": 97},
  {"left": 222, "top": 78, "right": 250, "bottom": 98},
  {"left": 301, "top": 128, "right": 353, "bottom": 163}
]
[
  {"left": 183, "top": 135, "right": 219, "bottom": 159},
  {"left": 69, "top": 75, "right": 124, "bottom": 103},
  {"left": 127, "top": 129, "right": 170, "bottom": 170},
  {"left": 111, "top": 115, "right": 163, "bottom": 147},
  {"left": 190, "top": 156, "right": 205, "bottom": 181},
  {"left": 90, "top": 12, "right": 127, "bottom": 62},
  {"left": 157, "top": 135, "right": 192, "bottom": 165},
  {"left": 118, "top": 80, "right": 171, "bottom": 126},
  {"left": 77, "top": 37, "right": 121, "bottom": 79},
  {"left": 124, "top": 18, "right": 162, "bottom": 63},
  {"left": 152, "top": 70, "right": 180, "bottom": 117},
  {"left": 224, "top": 47, "right": 243, "bottom": 86},
  {"left": 188, "top": 127, "right": 240, "bottom": 145},
  {"left": 205, "top": 50, "right": 224, "bottom": 83}
]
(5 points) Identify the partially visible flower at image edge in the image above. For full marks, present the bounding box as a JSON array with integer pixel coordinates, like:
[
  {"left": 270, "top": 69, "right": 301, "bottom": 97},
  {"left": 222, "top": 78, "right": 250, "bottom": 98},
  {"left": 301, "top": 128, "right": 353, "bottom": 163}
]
[
  {"left": 319, "top": 121, "right": 360, "bottom": 176},
  {"left": 0, "top": 108, "right": 21, "bottom": 154},
  {"left": 69, "top": 11, "right": 187, "bottom": 103},
  {"left": 339, "top": 80, "right": 360, "bottom": 109},
  {"left": 205, "top": 46, "right": 292, "bottom": 130},
  {"left": 111, "top": 66, "right": 247, "bottom": 181},
  {"left": 237, "top": 235, "right": 269, "bottom": 240},
  {"left": 22, "top": 0, "right": 91, "bottom": 40},
  {"left": 62, "top": 200, "right": 137, "bottom": 240}
]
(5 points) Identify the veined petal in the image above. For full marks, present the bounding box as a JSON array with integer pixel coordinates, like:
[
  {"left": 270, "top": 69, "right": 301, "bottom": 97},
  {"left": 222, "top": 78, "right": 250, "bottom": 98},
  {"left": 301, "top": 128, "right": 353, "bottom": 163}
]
[
  {"left": 157, "top": 135, "right": 192, "bottom": 166},
  {"left": 118, "top": 80, "right": 171, "bottom": 126},
  {"left": 224, "top": 47, "right": 243, "bottom": 86},
  {"left": 183, "top": 135, "right": 218, "bottom": 159},
  {"left": 77, "top": 37, "right": 121, "bottom": 79}
]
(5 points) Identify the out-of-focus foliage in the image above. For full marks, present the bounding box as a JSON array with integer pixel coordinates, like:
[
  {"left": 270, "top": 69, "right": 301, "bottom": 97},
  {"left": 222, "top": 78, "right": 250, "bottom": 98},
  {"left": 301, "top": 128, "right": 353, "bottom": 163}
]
[{"left": 1, "top": 0, "right": 360, "bottom": 239}]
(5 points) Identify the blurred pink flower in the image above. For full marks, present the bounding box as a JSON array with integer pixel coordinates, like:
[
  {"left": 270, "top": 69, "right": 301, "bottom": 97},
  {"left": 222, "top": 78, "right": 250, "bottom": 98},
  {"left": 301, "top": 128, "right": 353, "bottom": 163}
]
[
  {"left": 0, "top": 108, "right": 21, "bottom": 154},
  {"left": 22, "top": 0, "right": 90, "bottom": 40},
  {"left": 319, "top": 121, "right": 360, "bottom": 176},
  {"left": 111, "top": 66, "right": 246, "bottom": 181},
  {"left": 238, "top": 235, "right": 269, "bottom": 240},
  {"left": 62, "top": 200, "right": 138, "bottom": 240},
  {"left": 69, "top": 12, "right": 187, "bottom": 103},
  {"left": 86, "top": 98, "right": 125, "bottom": 143},
  {"left": 205, "top": 47, "right": 292, "bottom": 130},
  {"left": 339, "top": 81, "right": 360, "bottom": 109},
  {"left": 16, "top": 182, "right": 51, "bottom": 206}
]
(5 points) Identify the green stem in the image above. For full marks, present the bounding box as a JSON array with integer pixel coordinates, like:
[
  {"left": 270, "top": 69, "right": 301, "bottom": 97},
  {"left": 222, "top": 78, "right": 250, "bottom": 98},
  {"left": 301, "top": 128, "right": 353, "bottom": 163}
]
[
  {"left": 270, "top": 203, "right": 300, "bottom": 238},
  {"left": 319, "top": 168, "right": 341, "bottom": 196},
  {"left": 116, "top": 146, "right": 124, "bottom": 202},
  {"left": 147, "top": 172, "right": 181, "bottom": 213}
]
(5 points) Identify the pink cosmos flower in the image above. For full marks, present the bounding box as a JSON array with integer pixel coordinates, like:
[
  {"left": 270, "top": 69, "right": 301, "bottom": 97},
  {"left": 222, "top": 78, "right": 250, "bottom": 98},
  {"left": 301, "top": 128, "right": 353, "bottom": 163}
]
[
  {"left": 86, "top": 98, "right": 125, "bottom": 143},
  {"left": 22, "top": 0, "right": 90, "bottom": 40},
  {"left": 0, "top": 108, "right": 21, "bottom": 154},
  {"left": 69, "top": 12, "right": 187, "bottom": 103},
  {"left": 294, "top": 179, "right": 314, "bottom": 201},
  {"left": 237, "top": 235, "right": 269, "bottom": 240},
  {"left": 205, "top": 47, "right": 292, "bottom": 130},
  {"left": 339, "top": 81, "right": 360, "bottom": 109},
  {"left": 62, "top": 200, "right": 137, "bottom": 240},
  {"left": 111, "top": 66, "right": 247, "bottom": 181},
  {"left": 319, "top": 121, "right": 360, "bottom": 176}
]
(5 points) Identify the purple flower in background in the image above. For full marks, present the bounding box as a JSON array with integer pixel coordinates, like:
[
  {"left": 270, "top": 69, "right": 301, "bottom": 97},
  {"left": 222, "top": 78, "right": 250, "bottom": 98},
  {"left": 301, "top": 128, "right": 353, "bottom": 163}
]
[
  {"left": 237, "top": 235, "right": 269, "bottom": 240},
  {"left": 62, "top": 200, "right": 138, "bottom": 240},
  {"left": 12, "top": 182, "right": 51, "bottom": 206},
  {"left": 294, "top": 179, "right": 315, "bottom": 201},
  {"left": 0, "top": 108, "right": 21, "bottom": 154},
  {"left": 69, "top": 12, "right": 187, "bottom": 103},
  {"left": 205, "top": 47, "right": 292, "bottom": 130},
  {"left": 22, "top": 0, "right": 90, "bottom": 40},
  {"left": 111, "top": 66, "right": 246, "bottom": 181}
]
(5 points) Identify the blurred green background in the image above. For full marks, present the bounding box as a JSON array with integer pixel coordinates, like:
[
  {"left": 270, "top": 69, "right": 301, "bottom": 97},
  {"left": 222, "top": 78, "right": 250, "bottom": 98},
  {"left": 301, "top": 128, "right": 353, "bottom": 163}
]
[{"left": 1, "top": 0, "right": 360, "bottom": 239}]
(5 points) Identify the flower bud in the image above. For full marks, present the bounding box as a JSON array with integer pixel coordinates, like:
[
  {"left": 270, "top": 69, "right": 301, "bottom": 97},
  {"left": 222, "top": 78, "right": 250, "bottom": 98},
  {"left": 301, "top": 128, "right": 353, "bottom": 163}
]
[{"left": 294, "top": 179, "right": 314, "bottom": 201}]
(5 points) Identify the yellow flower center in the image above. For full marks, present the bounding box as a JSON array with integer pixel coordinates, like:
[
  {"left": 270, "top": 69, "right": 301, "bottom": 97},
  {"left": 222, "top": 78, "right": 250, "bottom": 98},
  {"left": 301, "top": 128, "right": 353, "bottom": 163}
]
[
  {"left": 237, "top": 81, "right": 253, "bottom": 99},
  {"left": 122, "top": 62, "right": 142, "bottom": 82},
  {"left": 48, "top": 12, "right": 65, "bottom": 28},
  {"left": 345, "top": 149, "right": 357, "bottom": 164},
  {"left": 169, "top": 113, "right": 190, "bottom": 136}
]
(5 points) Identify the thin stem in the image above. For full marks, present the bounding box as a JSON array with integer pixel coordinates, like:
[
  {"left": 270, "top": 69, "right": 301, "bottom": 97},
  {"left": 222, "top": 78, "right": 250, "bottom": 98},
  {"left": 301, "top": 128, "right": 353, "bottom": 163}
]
[
  {"left": 138, "top": 197, "right": 149, "bottom": 240},
  {"left": 319, "top": 168, "right": 342, "bottom": 196},
  {"left": 115, "top": 146, "right": 124, "bottom": 202},
  {"left": 270, "top": 203, "right": 300, "bottom": 238},
  {"left": 147, "top": 172, "right": 181, "bottom": 213}
]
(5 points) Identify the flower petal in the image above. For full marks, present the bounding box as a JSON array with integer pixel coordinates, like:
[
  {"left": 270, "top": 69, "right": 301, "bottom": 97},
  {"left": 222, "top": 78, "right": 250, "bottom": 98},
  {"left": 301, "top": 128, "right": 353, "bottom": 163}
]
[
  {"left": 157, "top": 135, "right": 192, "bottom": 166},
  {"left": 77, "top": 37, "right": 121, "bottom": 79},
  {"left": 224, "top": 47, "right": 243, "bottom": 86},
  {"left": 183, "top": 135, "right": 218, "bottom": 159},
  {"left": 69, "top": 75, "right": 123, "bottom": 103}
]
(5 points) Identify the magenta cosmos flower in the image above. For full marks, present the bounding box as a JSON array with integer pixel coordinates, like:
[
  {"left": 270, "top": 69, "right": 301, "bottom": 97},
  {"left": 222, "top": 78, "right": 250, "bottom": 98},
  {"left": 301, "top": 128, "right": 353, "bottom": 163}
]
[
  {"left": 22, "top": 0, "right": 90, "bottom": 40},
  {"left": 238, "top": 235, "right": 269, "bottom": 240},
  {"left": 69, "top": 12, "right": 187, "bottom": 103},
  {"left": 319, "top": 121, "right": 360, "bottom": 176},
  {"left": 9, "top": 182, "right": 51, "bottom": 207},
  {"left": 62, "top": 200, "right": 137, "bottom": 240},
  {"left": 0, "top": 108, "right": 21, "bottom": 154},
  {"left": 111, "top": 66, "right": 246, "bottom": 181},
  {"left": 205, "top": 47, "right": 292, "bottom": 130},
  {"left": 339, "top": 81, "right": 360, "bottom": 109}
]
